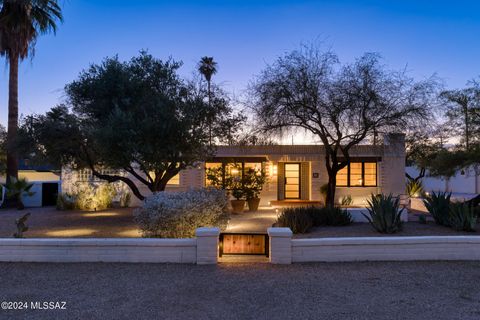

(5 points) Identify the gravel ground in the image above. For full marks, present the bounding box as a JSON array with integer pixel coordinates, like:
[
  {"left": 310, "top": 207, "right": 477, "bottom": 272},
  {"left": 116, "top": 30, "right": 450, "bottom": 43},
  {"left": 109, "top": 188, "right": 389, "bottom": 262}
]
[
  {"left": 0, "top": 261, "right": 479, "bottom": 320},
  {"left": 296, "top": 221, "right": 480, "bottom": 238},
  {"left": 0, "top": 207, "right": 139, "bottom": 238}
]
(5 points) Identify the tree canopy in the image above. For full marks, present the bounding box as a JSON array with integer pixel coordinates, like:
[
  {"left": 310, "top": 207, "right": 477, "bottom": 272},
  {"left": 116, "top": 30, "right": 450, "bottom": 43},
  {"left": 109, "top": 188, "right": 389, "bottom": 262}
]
[
  {"left": 20, "top": 52, "right": 240, "bottom": 200},
  {"left": 251, "top": 44, "right": 438, "bottom": 206}
]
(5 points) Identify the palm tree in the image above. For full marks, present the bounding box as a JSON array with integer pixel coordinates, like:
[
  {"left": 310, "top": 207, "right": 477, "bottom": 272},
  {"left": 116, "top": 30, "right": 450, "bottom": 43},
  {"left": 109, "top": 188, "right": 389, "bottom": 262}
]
[
  {"left": 198, "top": 56, "right": 217, "bottom": 144},
  {"left": 0, "top": 0, "right": 62, "bottom": 185}
]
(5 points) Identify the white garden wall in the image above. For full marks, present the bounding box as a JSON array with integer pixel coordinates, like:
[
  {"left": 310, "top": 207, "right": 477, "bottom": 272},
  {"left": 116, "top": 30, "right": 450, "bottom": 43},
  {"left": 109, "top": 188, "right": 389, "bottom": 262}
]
[
  {"left": 0, "top": 228, "right": 220, "bottom": 264},
  {"left": 268, "top": 227, "right": 480, "bottom": 264}
]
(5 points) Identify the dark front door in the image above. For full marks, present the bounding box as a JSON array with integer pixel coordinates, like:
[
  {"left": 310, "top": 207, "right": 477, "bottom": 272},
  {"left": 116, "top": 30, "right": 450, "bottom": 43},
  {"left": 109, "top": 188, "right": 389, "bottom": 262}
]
[
  {"left": 284, "top": 163, "right": 301, "bottom": 199},
  {"left": 42, "top": 183, "right": 59, "bottom": 207}
]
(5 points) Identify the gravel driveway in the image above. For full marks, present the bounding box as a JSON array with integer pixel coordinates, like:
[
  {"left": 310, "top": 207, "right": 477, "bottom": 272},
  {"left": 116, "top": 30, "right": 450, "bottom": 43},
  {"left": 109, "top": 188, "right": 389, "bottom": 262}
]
[{"left": 0, "top": 261, "right": 479, "bottom": 320}]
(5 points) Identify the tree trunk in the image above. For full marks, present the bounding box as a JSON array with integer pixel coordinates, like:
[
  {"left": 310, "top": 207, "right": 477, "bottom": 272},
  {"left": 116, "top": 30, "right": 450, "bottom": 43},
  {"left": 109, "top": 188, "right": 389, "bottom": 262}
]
[
  {"left": 2, "top": 56, "right": 20, "bottom": 209},
  {"left": 326, "top": 173, "right": 336, "bottom": 208},
  {"left": 6, "top": 55, "right": 19, "bottom": 183}
]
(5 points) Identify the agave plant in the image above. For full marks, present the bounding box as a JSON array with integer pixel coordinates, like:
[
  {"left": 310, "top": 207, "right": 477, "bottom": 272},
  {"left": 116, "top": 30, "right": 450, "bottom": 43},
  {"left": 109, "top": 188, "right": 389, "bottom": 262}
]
[
  {"left": 4, "top": 177, "right": 35, "bottom": 210},
  {"left": 449, "top": 203, "right": 477, "bottom": 232},
  {"left": 13, "top": 212, "right": 31, "bottom": 238},
  {"left": 423, "top": 191, "right": 451, "bottom": 227},
  {"left": 405, "top": 179, "right": 425, "bottom": 198},
  {"left": 363, "top": 194, "right": 404, "bottom": 234}
]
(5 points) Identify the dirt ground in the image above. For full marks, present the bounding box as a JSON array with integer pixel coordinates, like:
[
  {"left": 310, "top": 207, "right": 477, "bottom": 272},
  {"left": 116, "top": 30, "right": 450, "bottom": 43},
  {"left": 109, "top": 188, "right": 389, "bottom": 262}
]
[{"left": 0, "top": 261, "right": 479, "bottom": 320}]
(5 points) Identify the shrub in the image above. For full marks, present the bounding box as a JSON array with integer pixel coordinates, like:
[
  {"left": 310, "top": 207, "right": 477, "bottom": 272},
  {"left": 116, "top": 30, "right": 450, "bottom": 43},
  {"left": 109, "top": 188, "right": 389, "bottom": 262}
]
[
  {"left": 405, "top": 179, "right": 425, "bottom": 198},
  {"left": 363, "top": 194, "right": 404, "bottom": 234},
  {"left": 57, "top": 183, "right": 116, "bottom": 211},
  {"left": 324, "top": 207, "right": 353, "bottom": 226},
  {"left": 339, "top": 195, "right": 353, "bottom": 206},
  {"left": 448, "top": 203, "right": 477, "bottom": 232},
  {"left": 13, "top": 212, "right": 31, "bottom": 238},
  {"left": 56, "top": 193, "right": 75, "bottom": 210},
  {"left": 134, "top": 188, "right": 229, "bottom": 238},
  {"left": 276, "top": 207, "right": 313, "bottom": 234},
  {"left": 423, "top": 192, "right": 451, "bottom": 227},
  {"left": 4, "top": 177, "right": 35, "bottom": 210},
  {"left": 276, "top": 206, "right": 353, "bottom": 232}
]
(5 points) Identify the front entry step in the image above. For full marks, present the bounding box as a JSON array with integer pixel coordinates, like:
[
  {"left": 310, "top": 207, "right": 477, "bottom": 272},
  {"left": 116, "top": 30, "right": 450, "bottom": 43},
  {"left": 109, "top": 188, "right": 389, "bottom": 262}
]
[{"left": 219, "top": 233, "right": 269, "bottom": 257}]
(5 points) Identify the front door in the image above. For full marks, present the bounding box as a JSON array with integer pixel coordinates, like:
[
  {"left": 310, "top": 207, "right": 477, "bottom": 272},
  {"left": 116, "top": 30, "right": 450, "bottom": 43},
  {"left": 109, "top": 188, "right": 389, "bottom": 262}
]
[{"left": 284, "top": 163, "right": 300, "bottom": 199}]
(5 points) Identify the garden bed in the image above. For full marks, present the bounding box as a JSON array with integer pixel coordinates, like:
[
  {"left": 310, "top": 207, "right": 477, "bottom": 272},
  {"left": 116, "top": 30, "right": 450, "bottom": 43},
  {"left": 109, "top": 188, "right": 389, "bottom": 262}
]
[{"left": 294, "top": 221, "right": 480, "bottom": 238}]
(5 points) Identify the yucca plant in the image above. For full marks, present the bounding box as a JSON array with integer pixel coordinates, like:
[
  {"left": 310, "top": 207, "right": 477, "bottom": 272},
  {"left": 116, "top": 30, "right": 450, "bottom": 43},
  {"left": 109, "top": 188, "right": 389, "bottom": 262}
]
[
  {"left": 363, "top": 194, "right": 404, "bottom": 234},
  {"left": 405, "top": 180, "right": 425, "bottom": 198},
  {"left": 448, "top": 203, "right": 477, "bottom": 232},
  {"left": 423, "top": 191, "right": 451, "bottom": 227}
]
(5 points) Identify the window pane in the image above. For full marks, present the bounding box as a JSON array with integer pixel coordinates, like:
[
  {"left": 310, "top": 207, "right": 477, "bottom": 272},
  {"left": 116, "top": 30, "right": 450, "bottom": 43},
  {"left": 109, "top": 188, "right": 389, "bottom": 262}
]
[
  {"left": 364, "top": 162, "right": 377, "bottom": 186},
  {"left": 167, "top": 173, "right": 180, "bottom": 185},
  {"left": 336, "top": 166, "right": 348, "bottom": 186},
  {"left": 350, "top": 162, "right": 363, "bottom": 186},
  {"left": 205, "top": 163, "right": 223, "bottom": 187}
]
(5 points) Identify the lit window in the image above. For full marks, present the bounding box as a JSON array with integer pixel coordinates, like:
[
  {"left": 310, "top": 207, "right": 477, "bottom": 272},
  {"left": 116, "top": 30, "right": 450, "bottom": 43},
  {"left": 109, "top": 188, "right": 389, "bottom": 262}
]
[
  {"left": 336, "top": 166, "right": 348, "bottom": 187},
  {"left": 335, "top": 161, "right": 377, "bottom": 187},
  {"left": 364, "top": 162, "right": 377, "bottom": 186},
  {"left": 167, "top": 173, "right": 180, "bottom": 185},
  {"left": 350, "top": 163, "right": 363, "bottom": 187},
  {"left": 205, "top": 163, "right": 223, "bottom": 187}
]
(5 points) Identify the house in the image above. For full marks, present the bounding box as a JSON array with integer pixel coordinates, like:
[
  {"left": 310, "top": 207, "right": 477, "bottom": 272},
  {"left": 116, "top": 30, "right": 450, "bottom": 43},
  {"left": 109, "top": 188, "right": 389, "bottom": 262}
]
[
  {"left": 62, "top": 133, "right": 405, "bottom": 207},
  {"left": 0, "top": 161, "right": 60, "bottom": 207}
]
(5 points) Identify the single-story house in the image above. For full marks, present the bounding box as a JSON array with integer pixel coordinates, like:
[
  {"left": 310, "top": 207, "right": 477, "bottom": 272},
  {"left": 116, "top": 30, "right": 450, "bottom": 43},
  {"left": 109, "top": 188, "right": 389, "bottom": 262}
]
[{"left": 61, "top": 133, "right": 406, "bottom": 208}]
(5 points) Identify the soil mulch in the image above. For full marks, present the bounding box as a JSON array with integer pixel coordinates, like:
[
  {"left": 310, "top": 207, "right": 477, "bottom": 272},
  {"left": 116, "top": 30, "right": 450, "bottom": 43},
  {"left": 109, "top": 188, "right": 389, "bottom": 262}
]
[{"left": 295, "top": 221, "right": 480, "bottom": 238}]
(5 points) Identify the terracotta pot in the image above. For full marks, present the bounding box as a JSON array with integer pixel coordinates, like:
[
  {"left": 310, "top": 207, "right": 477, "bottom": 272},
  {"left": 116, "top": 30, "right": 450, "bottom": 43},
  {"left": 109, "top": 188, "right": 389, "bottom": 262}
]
[
  {"left": 247, "top": 198, "right": 261, "bottom": 211},
  {"left": 230, "top": 200, "right": 246, "bottom": 214}
]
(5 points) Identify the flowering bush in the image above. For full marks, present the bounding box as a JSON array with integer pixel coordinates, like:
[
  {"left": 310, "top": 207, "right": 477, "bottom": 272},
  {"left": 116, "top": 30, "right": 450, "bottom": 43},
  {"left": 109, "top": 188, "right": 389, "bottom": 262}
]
[{"left": 134, "top": 188, "right": 230, "bottom": 238}]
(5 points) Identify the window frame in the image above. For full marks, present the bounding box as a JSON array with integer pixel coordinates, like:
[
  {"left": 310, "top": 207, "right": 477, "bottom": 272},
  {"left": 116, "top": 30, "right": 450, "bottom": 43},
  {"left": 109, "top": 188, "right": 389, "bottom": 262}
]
[
  {"left": 205, "top": 161, "right": 265, "bottom": 190},
  {"left": 336, "top": 161, "right": 378, "bottom": 187}
]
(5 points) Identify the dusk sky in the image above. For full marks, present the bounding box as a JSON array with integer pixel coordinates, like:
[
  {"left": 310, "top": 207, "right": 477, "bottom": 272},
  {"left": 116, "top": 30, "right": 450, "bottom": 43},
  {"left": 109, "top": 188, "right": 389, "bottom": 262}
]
[{"left": 0, "top": 0, "right": 479, "bottom": 127}]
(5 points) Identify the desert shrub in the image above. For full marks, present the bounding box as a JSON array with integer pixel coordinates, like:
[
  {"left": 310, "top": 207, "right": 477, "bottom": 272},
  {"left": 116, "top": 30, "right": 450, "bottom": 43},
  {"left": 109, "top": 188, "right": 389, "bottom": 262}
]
[
  {"left": 340, "top": 195, "right": 353, "bottom": 206},
  {"left": 119, "top": 192, "right": 131, "bottom": 208},
  {"left": 277, "top": 206, "right": 352, "bottom": 231},
  {"left": 57, "top": 183, "right": 116, "bottom": 211},
  {"left": 423, "top": 192, "right": 451, "bottom": 227},
  {"left": 56, "top": 193, "right": 75, "bottom": 210},
  {"left": 363, "top": 194, "right": 404, "bottom": 234},
  {"left": 324, "top": 207, "right": 353, "bottom": 226},
  {"left": 134, "top": 188, "right": 229, "bottom": 238},
  {"left": 448, "top": 203, "right": 477, "bottom": 232},
  {"left": 405, "top": 180, "right": 425, "bottom": 198},
  {"left": 276, "top": 207, "right": 313, "bottom": 234}
]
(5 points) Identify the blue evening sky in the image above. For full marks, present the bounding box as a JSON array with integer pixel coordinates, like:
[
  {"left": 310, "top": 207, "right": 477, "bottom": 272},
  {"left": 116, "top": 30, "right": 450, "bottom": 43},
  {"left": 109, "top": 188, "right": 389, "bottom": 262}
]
[{"left": 0, "top": 0, "right": 479, "bottom": 127}]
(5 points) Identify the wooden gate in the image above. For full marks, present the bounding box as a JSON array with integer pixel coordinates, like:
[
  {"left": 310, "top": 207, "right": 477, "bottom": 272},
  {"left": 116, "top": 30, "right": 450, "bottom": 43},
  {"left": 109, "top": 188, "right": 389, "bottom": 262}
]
[{"left": 219, "top": 233, "right": 269, "bottom": 257}]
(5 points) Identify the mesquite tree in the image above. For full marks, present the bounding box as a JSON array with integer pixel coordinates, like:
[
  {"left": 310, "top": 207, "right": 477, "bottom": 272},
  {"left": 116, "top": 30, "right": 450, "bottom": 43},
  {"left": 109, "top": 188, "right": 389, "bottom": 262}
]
[
  {"left": 20, "top": 52, "right": 240, "bottom": 200},
  {"left": 251, "top": 45, "right": 437, "bottom": 207}
]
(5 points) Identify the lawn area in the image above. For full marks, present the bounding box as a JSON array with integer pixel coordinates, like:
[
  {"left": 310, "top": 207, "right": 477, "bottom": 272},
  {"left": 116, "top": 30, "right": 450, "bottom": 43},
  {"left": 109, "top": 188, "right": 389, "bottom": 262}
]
[{"left": 0, "top": 261, "right": 479, "bottom": 320}]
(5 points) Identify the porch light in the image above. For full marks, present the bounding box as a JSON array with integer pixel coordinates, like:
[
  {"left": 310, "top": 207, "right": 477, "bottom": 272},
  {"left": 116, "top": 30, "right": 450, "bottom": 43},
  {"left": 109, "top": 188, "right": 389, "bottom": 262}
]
[{"left": 270, "top": 164, "right": 278, "bottom": 177}]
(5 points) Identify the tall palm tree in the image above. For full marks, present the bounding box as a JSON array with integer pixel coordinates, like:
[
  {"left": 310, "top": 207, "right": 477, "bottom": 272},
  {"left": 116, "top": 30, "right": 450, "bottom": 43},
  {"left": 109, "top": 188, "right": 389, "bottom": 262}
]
[
  {"left": 198, "top": 56, "right": 217, "bottom": 145},
  {"left": 0, "top": 0, "right": 62, "bottom": 184}
]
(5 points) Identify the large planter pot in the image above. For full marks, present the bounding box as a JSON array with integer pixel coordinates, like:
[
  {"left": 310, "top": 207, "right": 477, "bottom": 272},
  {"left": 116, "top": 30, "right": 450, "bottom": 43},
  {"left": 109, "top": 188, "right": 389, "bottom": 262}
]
[
  {"left": 231, "top": 200, "right": 246, "bottom": 214},
  {"left": 247, "top": 198, "right": 261, "bottom": 211}
]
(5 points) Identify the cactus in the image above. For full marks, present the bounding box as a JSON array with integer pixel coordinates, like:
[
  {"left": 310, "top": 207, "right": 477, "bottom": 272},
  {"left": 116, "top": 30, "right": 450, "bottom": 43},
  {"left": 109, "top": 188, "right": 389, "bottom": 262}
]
[
  {"left": 449, "top": 203, "right": 477, "bottom": 232},
  {"left": 423, "top": 192, "right": 451, "bottom": 227},
  {"left": 13, "top": 212, "right": 31, "bottom": 238},
  {"left": 363, "top": 194, "right": 404, "bottom": 234}
]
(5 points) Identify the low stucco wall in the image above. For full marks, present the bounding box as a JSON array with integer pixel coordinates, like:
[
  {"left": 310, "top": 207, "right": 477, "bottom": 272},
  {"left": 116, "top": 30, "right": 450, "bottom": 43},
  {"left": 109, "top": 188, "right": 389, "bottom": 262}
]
[
  {"left": 0, "top": 238, "right": 197, "bottom": 263},
  {"left": 291, "top": 236, "right": 480, "bottom": 262},
  {"left": 0, "top": 228, "right": 220, "bottom": 264}
]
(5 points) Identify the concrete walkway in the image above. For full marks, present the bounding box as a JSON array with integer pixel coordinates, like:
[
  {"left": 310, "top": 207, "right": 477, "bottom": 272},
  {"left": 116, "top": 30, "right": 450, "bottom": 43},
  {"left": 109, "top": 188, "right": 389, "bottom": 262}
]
[{"left": 225, "top": 206, "right": 278, "bottom": 233}]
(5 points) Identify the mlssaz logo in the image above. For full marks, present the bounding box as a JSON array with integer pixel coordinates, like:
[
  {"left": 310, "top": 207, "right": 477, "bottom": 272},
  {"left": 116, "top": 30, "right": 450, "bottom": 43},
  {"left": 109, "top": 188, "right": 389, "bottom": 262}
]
[{"left": 30, "top": 301, "right": 67, "bottom": 310}]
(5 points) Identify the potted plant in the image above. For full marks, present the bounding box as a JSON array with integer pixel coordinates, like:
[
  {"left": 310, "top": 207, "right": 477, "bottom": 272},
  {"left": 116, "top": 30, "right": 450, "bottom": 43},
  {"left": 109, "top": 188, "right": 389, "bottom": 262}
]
[
  {"left": 230, "top": 188, "right": 246, "bottom": 214},
  {"left": 244, "top": 167, "right": 267, "bottom": 211}
]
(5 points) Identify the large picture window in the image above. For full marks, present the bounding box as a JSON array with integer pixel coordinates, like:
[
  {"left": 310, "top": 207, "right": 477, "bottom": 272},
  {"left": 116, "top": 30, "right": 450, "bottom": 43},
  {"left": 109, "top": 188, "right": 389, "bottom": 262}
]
[
  {"left": 205, "top": 161, "right": 264, "bottom": 189},
  {"left": 336, "top": 161, "right": 377, "bottom": 187}
]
